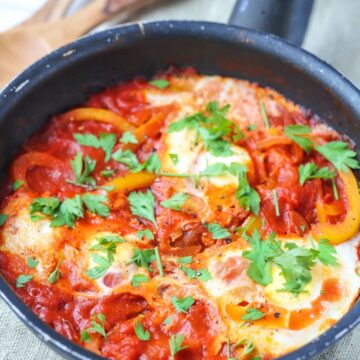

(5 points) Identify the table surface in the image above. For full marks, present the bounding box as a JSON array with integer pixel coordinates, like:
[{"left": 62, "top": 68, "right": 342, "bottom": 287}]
[{"left": 0, "top": 0, "right": 360, "bottom": 359}]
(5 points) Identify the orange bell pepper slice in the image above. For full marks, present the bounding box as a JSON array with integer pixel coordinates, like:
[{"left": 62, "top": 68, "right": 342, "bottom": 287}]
[
  {"left": 11, "top": 151, "right": 63, "bottom": 186},
  {"left": 311, "top": 170, "right": 360, "bottom": 244},
  {"left": 105, "top": 172, "right": 156, "bottom": 193},
  {"left": 61, "top": 107, "right": 135, "bottom": 132}
]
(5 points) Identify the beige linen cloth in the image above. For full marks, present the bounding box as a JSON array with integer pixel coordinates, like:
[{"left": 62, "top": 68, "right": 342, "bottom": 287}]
[{"left": 1, "top": 0, "right": 360, "bottom": 359}]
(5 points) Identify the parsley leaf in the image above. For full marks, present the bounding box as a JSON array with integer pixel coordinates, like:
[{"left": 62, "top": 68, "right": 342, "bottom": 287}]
[
  {"left": 171, "top": 296, "right": 195, "bottom": 313},
  {"left": 50, "top": 195, "right": 84, "bottom": 229},
  {"left": 30, "top": 197, "right": 61, "bottom": 218},
  {"left": 154, "top": 247, "right": 164, "bottom": 276},
  {"left": 112, "top": 149, "right": 140, "bottom": 169},
  {"left": 177, "top": 256, "right": 193, "bottom": 264},
  {"left": 236, "top": 172, "right": 261, "bottom": 215},
  {"left": 127, "top": 248, "right": 155, "bottom": 272},
  {"left": 168, "top": 101, "right": 237, "bottom": 157},
  {"left": 169, "top": 333, "right": 187, "bottom": 360},
  {"left": 99, "top": 133, "right": 117, "bottom": 162},
  {"left": 27, "top": 257, "right": 39, "bottom": 269},
  {"left": 205, "top": 223, "right": 231, "bottom": 239},
  {"left": 89, "top": 235, "right": 124, "bottom": 262},
  {"left": 134, "top": 319, "right": 150, "bottom": 341},
  {"left": 241, "top": 308, "right": 265, "bottom": 321},
  {"left": 131, "top": 274, "right": 150, "bottom": 287},
  {"left": 298, "top": 162, "right": 336, "bottom": 185},
  {"left": 314, "top": 239, "right": 338, "bottom": 266},
  {"left": 16, "top": 274, "right": 33, "bottom": 288},
  {"left": 86, "top": 254, "right": 111, "bottom": 279},
  {"left": 284, "top": 125, "right": 313, "bottom": 153},
  {"left": 81, "top": 314, "right": 107, "bottom": 342},
  {"left": 163, "top": 315, "right": 173, "bottom": 326},
  {"left": 82, "top": 194, "right": 109, "bottom": 218},
  {"left": 48, "top": 254, "right": 64, "bottom": 284},
  {"left": 169, "top": 153, "right": 179, "bottom": 165},
  {"left": 68, "top": 152, "right": 96, "bottom": 188},
  {"left": 180, "top": 266, "right": 212, "bottom": 282},
  {"left": 149, "top": 79, "right": 170, "bottom": 89},
  {"left": 120, "top": 131, "right": 138, "bottom": 144},
  {"left": 128, "top": 190, "right": 156, "bottom": 226},
  {"left": 13, "top": 180, "right": 24, "bottom": 191},
  {"left": 74, "top": 133, "right": 116, "bottom": 162},
  {"left": 0, "top": 214, "right": 8, "bottom": 226},
  {"left": 273, "top": 244, "right": 316, "bottom": 293},
  {"left": 137, "top": 229, "right": 154, "bottom": 240},
  {"left": 315, "top": 141, "right": 360, "bottom": 172},
  {"left": 133, "top": 153, "right": 161, "bottom": 174},
  {"left": 100, "top": 169, "right": 115, "bottom": 178},
  {"left": 242, "top": 230, "right": 281, "bottom": 286},
  {"left": 160, "top": 192, "right": 189, "bottom": 211}
]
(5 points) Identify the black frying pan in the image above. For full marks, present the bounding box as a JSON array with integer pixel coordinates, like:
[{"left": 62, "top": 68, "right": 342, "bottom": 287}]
[{"left": 0, "top": 0, "right": 359, "bottom": 359}]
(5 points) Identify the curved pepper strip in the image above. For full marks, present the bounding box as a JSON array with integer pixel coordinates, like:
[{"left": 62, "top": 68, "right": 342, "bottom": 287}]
[
  {"left": 61, "top": 107, "right": 135, "bottom": 132},
  {"left": 11, "top": 152, "right": 63, "bottom": 186},
  {"left": 312, "top": 170, "right": 360, "bottom": 244},
  {"left": 105, "top": 172, "right": 156, "bottom": 193}
]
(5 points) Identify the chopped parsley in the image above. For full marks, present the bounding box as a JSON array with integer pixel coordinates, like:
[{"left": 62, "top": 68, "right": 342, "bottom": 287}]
[
  {"left": 16, "top": 274, "right": 33, "bottom": 288},
  {"left": 169, "top": 153, "right": 179, "bottom": 165},
  {"left": 137, "top": 229, "right": 154, "bottom": 240},
  {"left": 312, "top": 238, "right": 338, "bottom": 266},
  {"left": 30, "top": 193, "right": 109, "bottom": 229},
  {"left": 298, "top": 162, "right": 336, "bottom": 185},
  {"left": 315, "top": 140, "right": 360, "bottom": 172},
  {"left": 100, "top": 168, "right": 115, "bottom": 178},
  {"left": 88, "top": 235, "right": 124, "bottom": 261},
  {"left": 82, "top": 194, "right": 110, "bottom": 218},
  {"left": 67, "top": 152, "right": 96, "bottom": 188},
  {"left": 80, "top": 314, "right": 107, "bottom": 342},
  {"left": 120, "top": 131, "right": 138, "bottom": 144},
  {"left": 241, "top": 308, "right": 265, "bottom": 321},
  {"left": 48, "top": 253, "right": 64, "bottom": 284},
  {"left": 260, "top": 101, "right": 270, "bottom": 128},
  {"left": 205, "top": 223, "right": 231, "bottom": 239},
  {"left": 27, "top": 257, "right": 39, "bottom": 269},
  {"left": 74, "top": 132, "right": 116, "bottom": 162},
  {"left": 112, "top": 149, "right": 140, "bottom": 169},
  {"left": 127, "top": 248, "right": 155, "bottom": 272},
  {"left": 131, "top": 274, "right": 150, "bottom": 287},
  {"left": 171, "top": 296, "right": 195, "bottom": 313},
  {"left": 284, "top": 125, "right": 313, "bottom": 153},
  {"left": 160, "top": 192, "right": 189, "bottom": 211},
  {"left": 163, "top": 315, "right": 173, "bottom": 325},
  {"left": 154, "top": 247, "right": 164, "bottom": 276},
  {"left": 180, "top": 266, "right": 212, "bottom": 282},
  {"left": 177, "top": 256, "right": 193, "bottom": 265},
  {"left": 128, "top": 190, "right": 156, "bottom": 226},
  {"left": 272, "top": 189, "right": 280, "bottom": 217},
  {"left": 13, "top": 180, "right": 24, "bottom": 191},
  {"left": 86, "top": 254, "right": 111, "bottom": 279},
  {"left": 133, "top": 153, "right": 161, "bottom": 174},
  {"left": 168, "top": 101, "right": 241, "bottom": 157},
  {"left": 149, "top": 79, "right": 170, "bottom": 89},
  {"left": 236, "top": 171, "right": 261, "bottom": 215},
  {"left": 134, "top": 319, "right": 150, "bottom": 341},
  {"left": 0, "top": 214, "right": 8, "bottom": 226},
  {"left": 169, "top": 333, "right": 187, "bottom": 360}
]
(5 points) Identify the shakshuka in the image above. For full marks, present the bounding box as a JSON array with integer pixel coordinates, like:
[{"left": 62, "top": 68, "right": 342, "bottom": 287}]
[{"left": 0, "top": 68, "right": 359, "bottom": 359}]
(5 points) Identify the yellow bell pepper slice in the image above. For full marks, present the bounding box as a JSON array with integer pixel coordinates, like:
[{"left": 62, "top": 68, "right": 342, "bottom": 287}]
[
  {"left": 61, "top": 107, "right": 135, "bottom": 132},
  {"left": 311, "top": 170, "right": 360, "bottom": 244},
  {"left": 105, "top": 172, "right": 156, "bottom": 193}
]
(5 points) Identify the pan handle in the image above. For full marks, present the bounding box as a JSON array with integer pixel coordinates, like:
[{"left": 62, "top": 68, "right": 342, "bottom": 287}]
[{"left": 229, "top": 0, "right": 314, "bottom": 46}]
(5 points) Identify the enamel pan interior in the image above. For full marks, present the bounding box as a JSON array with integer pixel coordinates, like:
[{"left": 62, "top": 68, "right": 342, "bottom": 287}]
[{"left": 0, "top": 21, "right": 360, "bottom": 360}]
